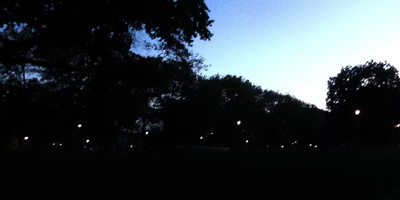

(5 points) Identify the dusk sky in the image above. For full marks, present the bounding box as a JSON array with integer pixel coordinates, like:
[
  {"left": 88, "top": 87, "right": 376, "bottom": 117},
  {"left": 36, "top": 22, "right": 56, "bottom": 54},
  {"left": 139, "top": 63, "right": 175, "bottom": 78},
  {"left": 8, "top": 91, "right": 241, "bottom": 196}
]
[{"left": 191, "top": 0, "right": 400, "bottom": 110}]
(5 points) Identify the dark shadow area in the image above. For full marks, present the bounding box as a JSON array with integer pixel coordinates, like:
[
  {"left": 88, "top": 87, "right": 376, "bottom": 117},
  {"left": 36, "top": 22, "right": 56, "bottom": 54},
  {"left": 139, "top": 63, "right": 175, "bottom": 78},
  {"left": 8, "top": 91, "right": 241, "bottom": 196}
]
[
  {"left": 2, "top": 149, "right": 400, "bottom": 199},
  {"left": 2, "top": 1, "right": 400, "bottom": 199}
]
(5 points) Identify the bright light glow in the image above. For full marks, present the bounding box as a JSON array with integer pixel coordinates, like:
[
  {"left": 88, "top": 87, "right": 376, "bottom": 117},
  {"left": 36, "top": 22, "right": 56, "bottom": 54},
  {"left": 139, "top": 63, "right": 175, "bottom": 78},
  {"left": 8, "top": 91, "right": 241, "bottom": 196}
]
[
  {"left": 77, "top": 124, "right": 82, "bottom": 128},
  {"left": 145, "top": 131, "right": 149, "bottom": 135},
  {"left": 52, "top": 143, "right": 56, "bottom": 146},
  {"left": 130, "top": 145, "right": 134, "bottom": 149},
  {"left": 355, "top": 110, "right": 361, "bottom": 116},
  {"left": 245, "top": 140, "right": 249, "bottom": 143},
  {"left": 236, "top": 120, "right": 241, "bottom": 125},
  {"left": 59, "top": 143, "right": 62, "bottom": 146},
  {"left": 281, "top": 145, "right": 284, "bottom": 148},
  {"left": 314, "top": 145, "right": 318, "bottom": 148},
  {"left": 200, "top": 136, "right": 203, "bottom": 140},
  {"left": 309, "top": 144, "right": 313, "bottom": 147},
  {"left": 394, "top": 124, "right": 400, "bottom": 128},
  {"left": 85, "top": 139, "right": 90, "bottom": 143},
  {"left": 23, "top": 136, "right": 29, "bottom": 141},
  {"left": 210, "top": 132, "right": 214, "bottom": 135}
]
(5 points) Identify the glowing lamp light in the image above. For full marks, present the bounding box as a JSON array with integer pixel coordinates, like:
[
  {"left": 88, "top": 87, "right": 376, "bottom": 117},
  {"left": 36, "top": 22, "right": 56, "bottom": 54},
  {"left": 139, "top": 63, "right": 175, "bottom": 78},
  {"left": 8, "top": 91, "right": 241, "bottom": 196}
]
[
  {"left": 236, "top": 120, "right": 241, "bottom": 126},
  {"left": 394, "top": 124, "right": 400, "bottom": 128},
  {"left": 23, "top": 136, "right": 29, "bottom": 141},
  {"left": 130, "top": 145, "right": 134, "bottom": 149},
  {"left": 245, "top": 140, "right": 249, "bottom": 144},
  {"left": 85, "top": 139, "right": 90, "bottom": 143},
  {"left": 281, "top": 145, "right": 284, "bottom": 149},
  {"left": 355, "top": 110, "right": 361, "bottom": 116},
  {"left": 200, "top": 136, "right": 203, "bottom": 140},
  {"left": 145, "top": 131, "right": 149, "bottom": 135},
  {"left": 77, "top": 124, "right": 82, "bottom": 128}
]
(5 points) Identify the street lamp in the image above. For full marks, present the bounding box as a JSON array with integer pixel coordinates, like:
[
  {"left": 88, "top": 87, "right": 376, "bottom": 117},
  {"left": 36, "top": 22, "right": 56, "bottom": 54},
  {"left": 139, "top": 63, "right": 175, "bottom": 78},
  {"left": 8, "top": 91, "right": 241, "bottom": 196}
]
[
  {"left": 355, "top": 109, "right": 360, "bottom": 148},
  {"left": 236, "top": 120, "right": 241, "bottom": 126},
  {"left": 77, "top": 124, "right": 82, "bottom": 128}
]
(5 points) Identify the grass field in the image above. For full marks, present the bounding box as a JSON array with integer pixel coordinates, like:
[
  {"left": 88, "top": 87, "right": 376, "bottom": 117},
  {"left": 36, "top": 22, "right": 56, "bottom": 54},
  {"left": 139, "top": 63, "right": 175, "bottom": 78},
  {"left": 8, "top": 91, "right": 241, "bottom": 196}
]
[{"left": 2, "top": 149, "right": 400, "bottom": 199}]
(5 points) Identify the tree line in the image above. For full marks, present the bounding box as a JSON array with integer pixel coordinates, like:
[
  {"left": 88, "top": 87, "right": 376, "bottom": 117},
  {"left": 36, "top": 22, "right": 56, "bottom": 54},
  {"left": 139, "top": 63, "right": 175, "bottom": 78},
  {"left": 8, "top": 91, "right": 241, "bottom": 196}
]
[{"left": 1, "top": 0, "right": 399, "bottom": 153}]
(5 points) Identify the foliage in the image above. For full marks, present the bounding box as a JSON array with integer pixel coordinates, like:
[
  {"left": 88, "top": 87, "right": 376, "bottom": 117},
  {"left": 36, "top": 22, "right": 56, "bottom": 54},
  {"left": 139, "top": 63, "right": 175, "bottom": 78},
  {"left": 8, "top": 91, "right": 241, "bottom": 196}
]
[
  {"left": 0, "top": 0, "right": 328, "bottom": 153},
  {"left": 326, "top": 60, "right": 400, "bottom": 146},
  {"left": 159, "top": 75, "right": 327, "bottom": 149},
  {"left": 0, "top": 0, "right": 213, "bottom": 152}
]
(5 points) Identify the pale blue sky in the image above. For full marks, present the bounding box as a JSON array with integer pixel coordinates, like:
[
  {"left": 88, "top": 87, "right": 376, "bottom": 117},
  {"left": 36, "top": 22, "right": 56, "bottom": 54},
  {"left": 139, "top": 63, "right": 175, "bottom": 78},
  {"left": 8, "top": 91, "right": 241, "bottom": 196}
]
[{"left": 191, "top": 0, "right": 400, "bottom": 110}]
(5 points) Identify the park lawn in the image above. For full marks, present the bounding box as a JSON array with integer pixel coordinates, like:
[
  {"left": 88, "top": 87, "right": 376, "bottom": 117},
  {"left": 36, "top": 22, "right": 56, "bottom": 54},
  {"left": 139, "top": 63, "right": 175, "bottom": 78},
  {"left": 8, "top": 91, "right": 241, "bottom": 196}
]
[{"left": 2, "top": 149, "right": 400, "bottom": 199}]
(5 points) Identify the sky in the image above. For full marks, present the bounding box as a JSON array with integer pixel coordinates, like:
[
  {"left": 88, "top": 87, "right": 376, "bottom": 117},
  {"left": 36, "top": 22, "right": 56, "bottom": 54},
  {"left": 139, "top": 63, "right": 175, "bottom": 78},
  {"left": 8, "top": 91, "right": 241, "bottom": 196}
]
[{"left": 191, "top": 0, "right": 400, "bottom": 110}]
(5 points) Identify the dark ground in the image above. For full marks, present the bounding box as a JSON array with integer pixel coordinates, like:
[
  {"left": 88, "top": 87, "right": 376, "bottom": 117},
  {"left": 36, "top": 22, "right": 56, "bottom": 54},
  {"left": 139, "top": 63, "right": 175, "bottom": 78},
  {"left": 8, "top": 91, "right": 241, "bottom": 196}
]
[{"left": 2, "top": 149, "right": 400, "bottom": 200}]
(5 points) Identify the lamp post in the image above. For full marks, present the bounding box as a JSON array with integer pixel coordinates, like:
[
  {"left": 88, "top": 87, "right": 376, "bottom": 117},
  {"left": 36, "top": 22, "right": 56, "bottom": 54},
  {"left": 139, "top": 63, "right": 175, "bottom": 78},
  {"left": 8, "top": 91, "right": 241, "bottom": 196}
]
[
  {"left": 355, "top": 109, "right": 360, "bottom": 148},
  {"left": 231, "top": 120, "right": 241, "bottom": 150},
  {"left": 394, "top": 123, "right": 400, "bottom": 147}
]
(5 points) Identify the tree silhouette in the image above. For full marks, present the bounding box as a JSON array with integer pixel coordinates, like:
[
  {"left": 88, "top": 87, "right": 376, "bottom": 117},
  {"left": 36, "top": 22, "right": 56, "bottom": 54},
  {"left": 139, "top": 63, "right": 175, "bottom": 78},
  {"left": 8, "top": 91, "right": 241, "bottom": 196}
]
[
  {"left": 327, "top": 60, "right": 400, "bottom": 146},
  {"left": 158, "top": 75, "right": 326, "bottom": 149},
  {"left": 0, "top": 0, "right": 213, "bottom": 152}
]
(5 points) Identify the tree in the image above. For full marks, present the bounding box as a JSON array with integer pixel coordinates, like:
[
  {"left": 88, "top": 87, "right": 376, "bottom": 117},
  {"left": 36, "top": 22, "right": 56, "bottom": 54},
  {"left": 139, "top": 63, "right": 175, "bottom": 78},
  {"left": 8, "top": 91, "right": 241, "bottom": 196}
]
[
  {"left": 327, "top": 60, "right": 400, "bottom": 146},
  {"left": 159, "top": 75, "right": 267, "bottom": 148},
  {"left": 0, "top": 0, "right": 213, "bottom": 152},
  {"left": 0, "top": 0, "right": 214, "bottom": 66},
  {"left": 158, "top": 74, "right": 327, "bottom": 149}
]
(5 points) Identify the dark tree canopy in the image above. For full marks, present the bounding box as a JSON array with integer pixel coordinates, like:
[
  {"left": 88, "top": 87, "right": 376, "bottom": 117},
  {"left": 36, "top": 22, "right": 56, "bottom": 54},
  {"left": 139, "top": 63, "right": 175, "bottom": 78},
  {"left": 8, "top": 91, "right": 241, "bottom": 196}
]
[
  {"left": 327, "top": 60, "right": 400, "bottom": 112},
  {"left": 326, "top": 60, "right": 400, "bottom": 146},
  {"left": 0, "top": 0, "right": 214, "bottom": 69},
  {"left": 158, "top": 75, "right": 326, "bottom": 149},
  {"left": 0, "top": 0, "right": 214, "bottom": 152},
  {"left": 0, "top": 0, "right": 329, "bottom": 153}
]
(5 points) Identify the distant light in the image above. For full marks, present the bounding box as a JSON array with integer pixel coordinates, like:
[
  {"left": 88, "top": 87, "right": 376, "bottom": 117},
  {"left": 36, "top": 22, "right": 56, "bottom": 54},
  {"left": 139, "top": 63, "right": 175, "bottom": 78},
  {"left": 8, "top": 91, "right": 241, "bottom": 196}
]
[
  {"left": 23, "top": 136, "right": 29, "bottom": 141},
  {"left": 200, "top": 136, "right": 203, "bottom": 140},
  {"left": 245, "top": 140, "right": 249, "bottom": 144},
  {"left": 237, "top": 120, "right": 241, "bottom": 125},
  {"left": 210, "top": 132, "right": 214, "bottom": 135},
  {"left": 77, "top": 124, "right": 82, "bottom": 128},
  {"left": 52, "top": 143, "right": 56, "bottom": 146},
  {"left": 314, "top": 145, "right": 318, "bottom": 148},
  {"left": 130, "top": 145, "right": 134, "bottom": 149},
  {"left": 145, "top": 131, "right": 149, "bottom": 135},
  {"left": 394, "top": 124, "right": 400, "bottom": 128},
  {"left": 85, "top": 139, "right": 90, "bottom": 143},
  {"left": 309, "top": 144, "right": 313, "bottom": 147},
  {"left": 281, "top": 145, "right": 284, "bottom": 148},
  {"left": 355, "top": 110, "right": 361, "bottom": 116},
  {"left": 59, "top": 143, "right": 62, "bottom": 146}
]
